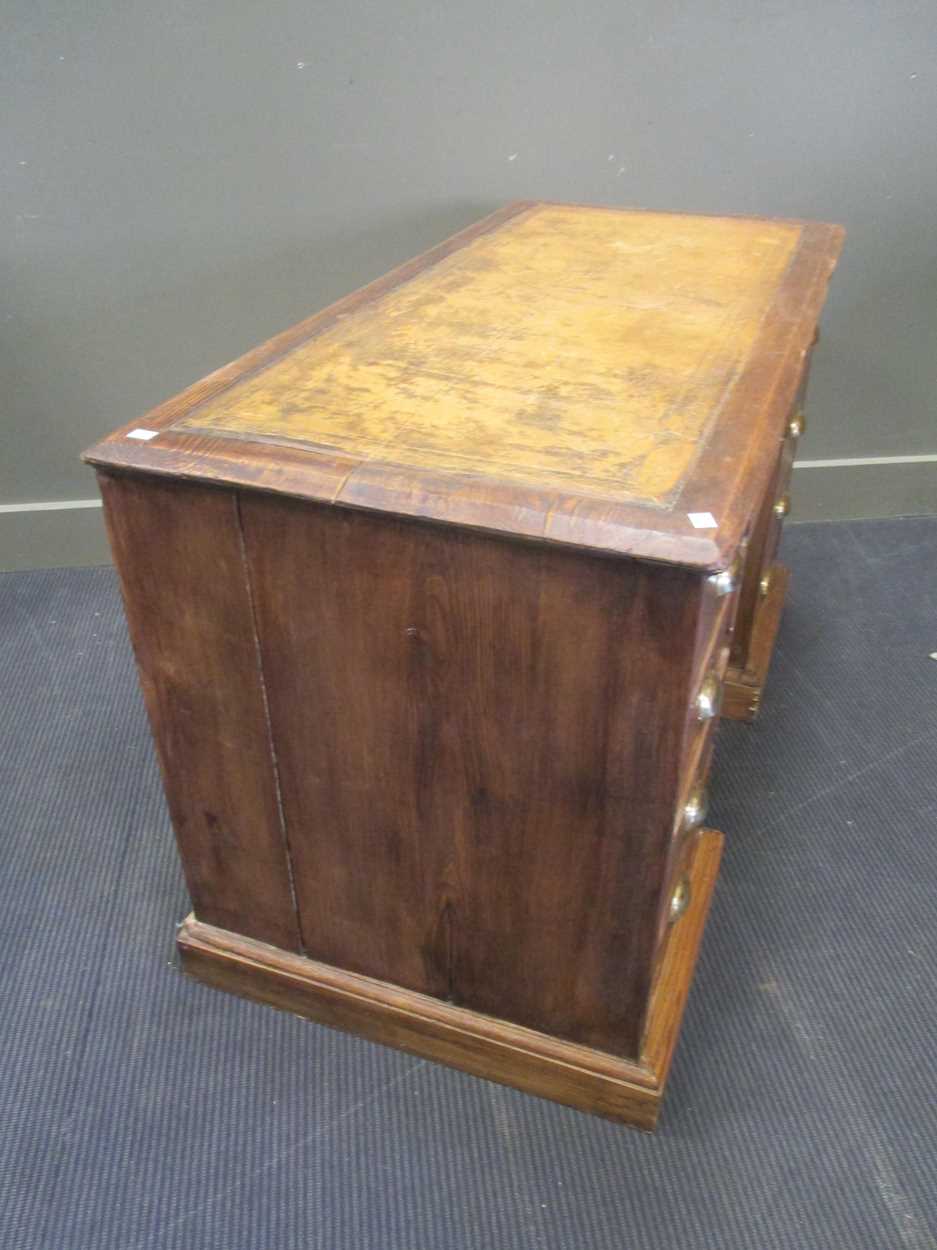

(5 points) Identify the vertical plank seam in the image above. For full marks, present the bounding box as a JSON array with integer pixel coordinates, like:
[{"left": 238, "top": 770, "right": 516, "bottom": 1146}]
[{"left": 233, "top": 490, "right": 307, "bottom": 955}]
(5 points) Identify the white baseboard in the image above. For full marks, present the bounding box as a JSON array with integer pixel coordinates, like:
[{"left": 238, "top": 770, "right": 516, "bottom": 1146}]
[
  {"left": 0, "top": 498, "right": 103, "bottom": 514},
  {"left": 0, "top": 498, "right": 109, "bottom": 571},
  {"left": 791, "top": 456, "right": 937, "bottom": 522}
]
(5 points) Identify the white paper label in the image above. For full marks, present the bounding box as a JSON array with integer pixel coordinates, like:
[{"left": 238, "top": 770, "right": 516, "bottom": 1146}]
[
  {"left": 687, "top": 511, "right": 718, "bottom": 529},
  {"left": 127, "top": 428, "right": 158, "bottom": 441}
]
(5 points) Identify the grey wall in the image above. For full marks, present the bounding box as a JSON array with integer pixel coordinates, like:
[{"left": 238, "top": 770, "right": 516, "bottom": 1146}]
[{"left": 3, "top": 0, "right": 936, "bottom": 569}]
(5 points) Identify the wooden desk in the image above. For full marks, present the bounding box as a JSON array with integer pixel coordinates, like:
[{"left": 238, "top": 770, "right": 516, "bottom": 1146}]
[{"left": 84, "top": 202, "right": 843, "bottom": 1128}]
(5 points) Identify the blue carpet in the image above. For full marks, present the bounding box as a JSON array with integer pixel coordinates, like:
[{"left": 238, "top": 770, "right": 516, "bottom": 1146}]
[{"left": 1, "top": 517, "right": 935, "bottom": 1250}]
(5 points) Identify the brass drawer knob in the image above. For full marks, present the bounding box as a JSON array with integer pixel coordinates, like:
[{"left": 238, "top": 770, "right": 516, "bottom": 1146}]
[
  {"left": 788, "top": 410, "right": 805, "bottom": 439},
  {"left": 773, "top": 494, "right": 791, "bottom": 520},
  {"left": 669, "top": 875, "right": 691, "bottom": 925},
  {"left": 759, "top": 570, "right": 772, "bottom": 598},
  {"left": 707, "top": 553, "right": 741, "bottom": 598},
  {"left": 695, "top": 673, "right": 722, "bottom": 722},
  {"left": 683, "top": 784, "right": 708, "bottom": 831}
]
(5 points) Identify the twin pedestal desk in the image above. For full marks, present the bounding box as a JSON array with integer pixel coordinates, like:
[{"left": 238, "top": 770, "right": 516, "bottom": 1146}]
[{"left": 84, "top": 203, "right": 843, "bottom": 1129}]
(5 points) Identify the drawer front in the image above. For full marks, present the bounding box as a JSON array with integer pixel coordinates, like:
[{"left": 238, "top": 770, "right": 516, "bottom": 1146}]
[
  {"left": 682, "top": 611, "right": 734, "bottom": 777},
  {"left": 658, "top": 830, "right": 701, "bottom": 948},
  {"left": 692, "top": 551, "right": 743, "bottom": 682},
  {"left": 731, "top": 402, "right": 803, "bottom": 670},
  {"left": 760, "top": 411, "right": 799, "bottom": 576},
  {"left": 673, "top": 741, "right": 714, "bottom": 845},
  {"left": 679, "top": 546, "right": 745, "bottom": 776},
  {"left": 657, "top": 745, "right": 715, "bottom": 949}
]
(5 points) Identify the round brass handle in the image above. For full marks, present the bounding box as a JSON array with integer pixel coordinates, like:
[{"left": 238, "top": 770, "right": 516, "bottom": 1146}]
[
  {"left": 669, "top": 875, "right": 691, "bottom": 925},
  {"left": 708, "top": 553, "right": 741, "bottom": 598},
  {"left": 759, "top": 570, "right": 772, "bottom": 598},
  {"left": 695, "top": 673, "right": 722, "bottom": 722},
  {"left": 788, "top": 410, "right": 806, "bottom": 439},
  {"left": 683, "top": 784, "right": 708, "bottom": 831},
  {"left": 773, "top": 494, "right": 791, "bottom": 520}
]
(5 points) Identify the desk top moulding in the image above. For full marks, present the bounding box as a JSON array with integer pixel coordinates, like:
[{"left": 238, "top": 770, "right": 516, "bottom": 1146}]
[{"left": 83, "top": 201, "right": 844, "bottom": 571}]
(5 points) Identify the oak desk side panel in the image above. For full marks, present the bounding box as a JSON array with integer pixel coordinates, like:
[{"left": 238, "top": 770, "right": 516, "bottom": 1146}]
[
  {"left": 97, "top": 472, "right": 302, "bottom": 952},
  {"left": 239, "top": 492, "right": 699, "bottom": 1059}
]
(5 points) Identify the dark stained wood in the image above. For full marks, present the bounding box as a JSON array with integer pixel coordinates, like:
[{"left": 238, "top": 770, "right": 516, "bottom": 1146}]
[
  {"left": 81, "top": 203, "right": 844, "bottom": 573},
  {"left": 238, "top": 493, "right": 701, "bottom": 1059},
  {"left": 177, "top": 828, "right": 723, "bottom": 1131},
  {"left": 729, "top": 344, "right": 811, "bottom": 679},
  {"left": 731, "top": 486, "right": 777, "bottom": 674},
  {"left": 641, "top": 829, "right": 723, "bottom": 1092},
  {"left": 723, "top": 563, "right": 792, "bottom": 722},
  {"left": 97, "top": 471, "right": 302, "bottom": 950},
  {"left": 730, "top": 412, "right": 798, "bottom": 675},
  {"left": 681, "top": 577, "right": 739, "bottom": 776}
]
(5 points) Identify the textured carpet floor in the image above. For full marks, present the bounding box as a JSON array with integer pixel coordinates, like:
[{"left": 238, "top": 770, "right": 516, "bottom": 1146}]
[{"left": 1, "top": 517, "right": 936, "bottom": 1250}]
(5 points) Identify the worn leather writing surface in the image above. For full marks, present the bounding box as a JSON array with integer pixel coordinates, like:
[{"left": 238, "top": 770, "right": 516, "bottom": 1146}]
[
  {"left": 178, "top": 207, "right": 800, "bottom": 507},
  {"left": 83, "top": 202, "right": 843, "bottom": 568}
]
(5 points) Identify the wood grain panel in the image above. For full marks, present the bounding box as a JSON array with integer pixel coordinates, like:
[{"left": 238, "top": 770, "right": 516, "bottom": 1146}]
[
  {"left": 239, "top": 493, "right": 699, "bottom": 1058},
  {"left": 98, "top": 472, "right": 301, "bottom": 950}
]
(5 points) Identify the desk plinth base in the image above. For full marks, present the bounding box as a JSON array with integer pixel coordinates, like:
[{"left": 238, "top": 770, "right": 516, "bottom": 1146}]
[
  {"left": 724, "top": 562, "right": 790, "bottom": 722},
  {"left": 177, "top": 828, "right": 722, "bottom": 1131}
]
